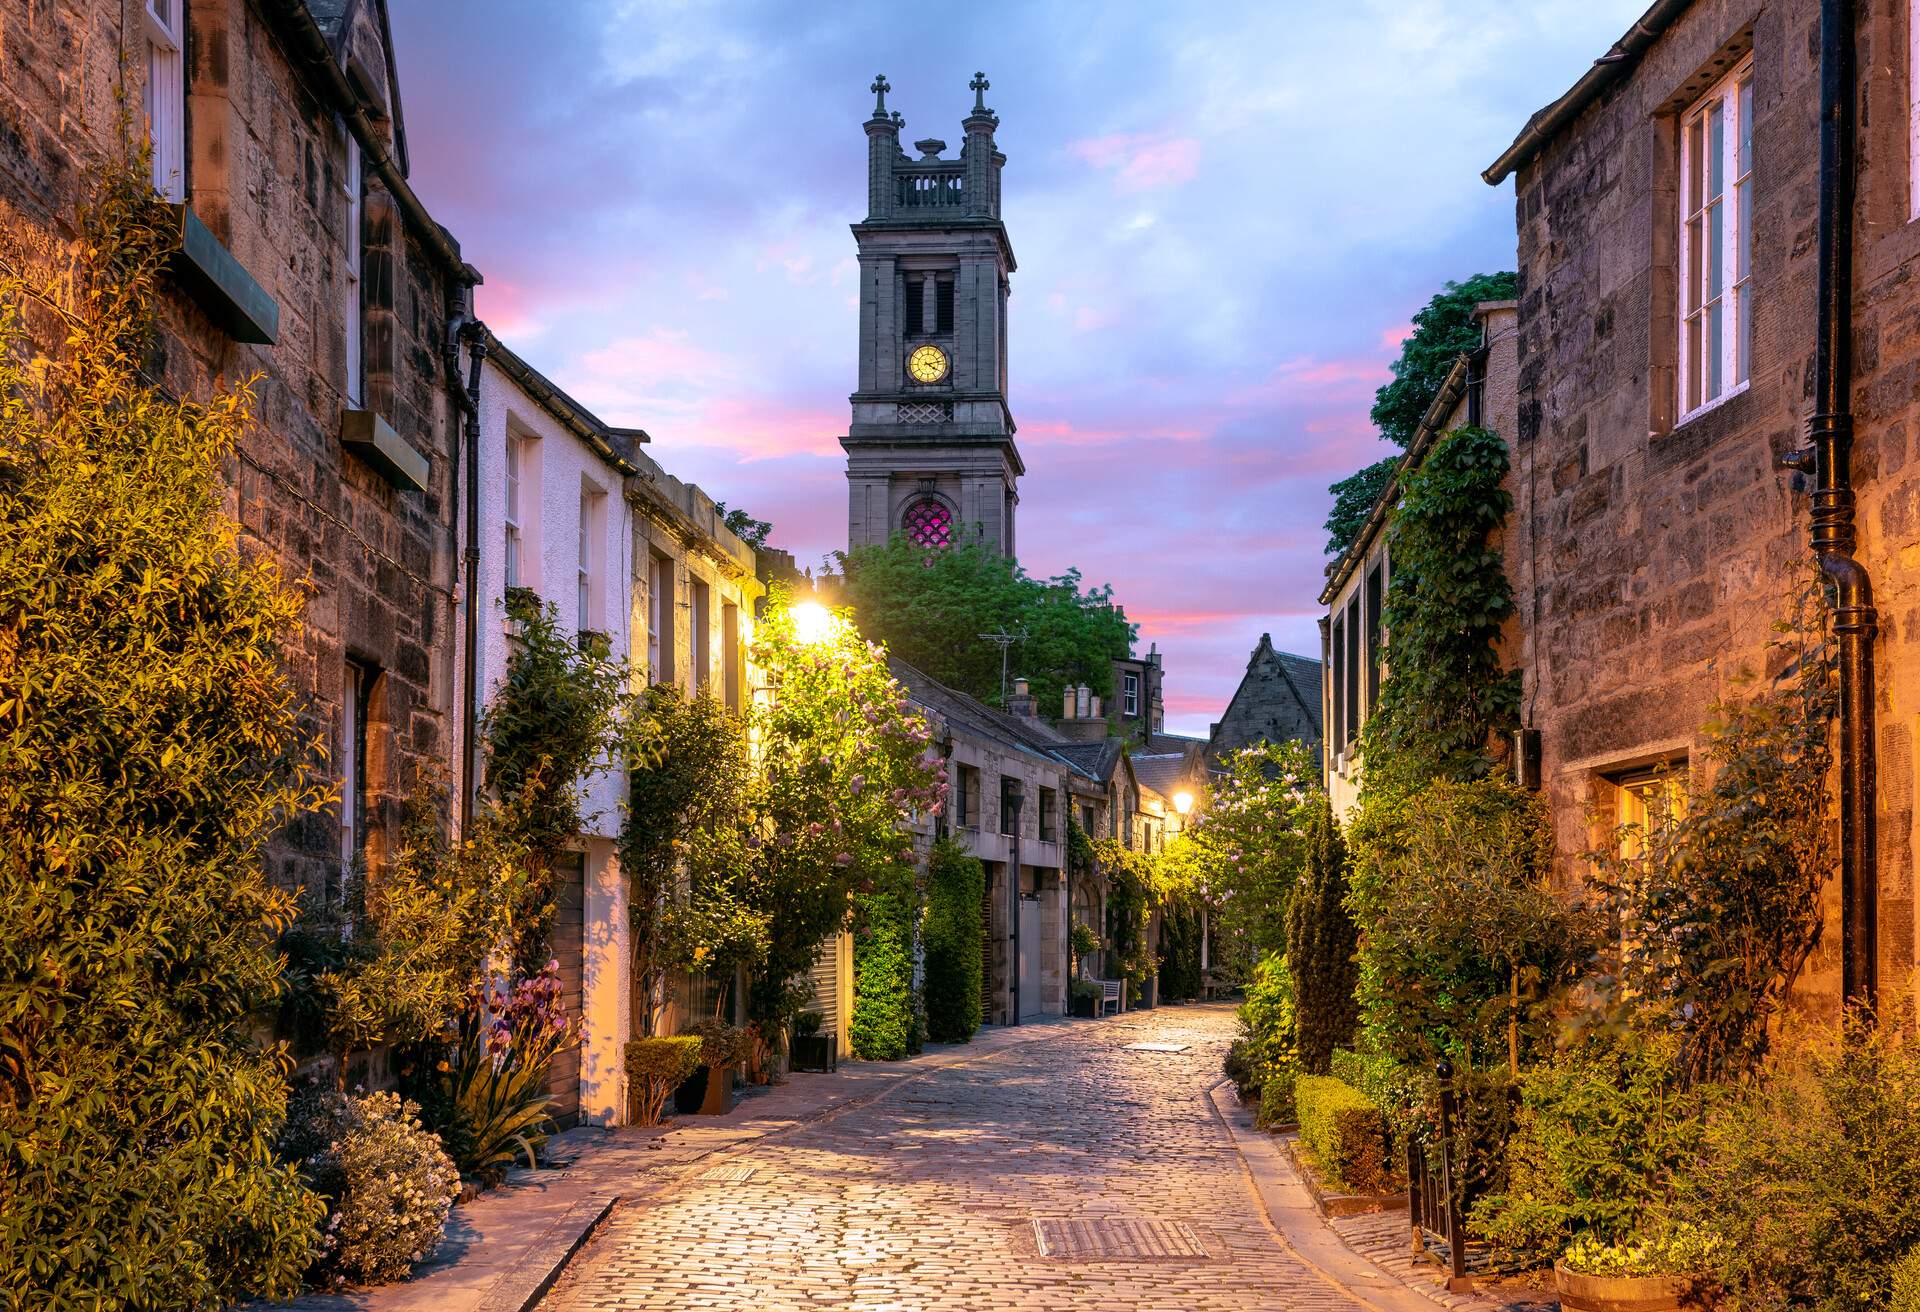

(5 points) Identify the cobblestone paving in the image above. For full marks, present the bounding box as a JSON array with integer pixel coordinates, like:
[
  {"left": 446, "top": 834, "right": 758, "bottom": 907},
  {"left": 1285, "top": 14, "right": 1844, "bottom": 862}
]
[{"left": 540, "top": 1005, "right": 1364, "bottom": 1311}]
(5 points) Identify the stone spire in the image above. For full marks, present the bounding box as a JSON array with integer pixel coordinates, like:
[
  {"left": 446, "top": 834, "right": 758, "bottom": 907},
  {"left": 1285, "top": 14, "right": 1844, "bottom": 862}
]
[
  {"left": 865, "top": 74, "right": 904, "bottom": 220},
  {"left": 962, "top": 72, "right": 999, "bottom": 219}
]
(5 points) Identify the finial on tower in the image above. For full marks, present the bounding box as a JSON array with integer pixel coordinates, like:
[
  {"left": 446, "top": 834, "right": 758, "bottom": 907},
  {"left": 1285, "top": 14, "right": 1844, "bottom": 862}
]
[
  {"left": 870, "top": 74, "right": 891, "bottom": 117},
  {"left": 970, "top": 71, "right": 990, "bottom": 114}
]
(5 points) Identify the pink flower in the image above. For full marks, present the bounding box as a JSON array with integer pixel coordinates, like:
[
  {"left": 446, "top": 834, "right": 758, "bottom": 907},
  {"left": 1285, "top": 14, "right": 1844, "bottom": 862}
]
[{"left": 834, "top": 853, "right": 853, "bottom": 866}]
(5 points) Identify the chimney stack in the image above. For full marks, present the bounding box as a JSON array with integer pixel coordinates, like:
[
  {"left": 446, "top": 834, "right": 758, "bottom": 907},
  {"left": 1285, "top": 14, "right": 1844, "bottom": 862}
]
[
  {"left": 1007, "top": 677, "right": 1036, "bottom": 717},
  {"left": 1076, "top": 684, "right": 1091, "bottom": 718},
  {"left": 1062, "top": 687, "right": 1077, "bottom": 719}
]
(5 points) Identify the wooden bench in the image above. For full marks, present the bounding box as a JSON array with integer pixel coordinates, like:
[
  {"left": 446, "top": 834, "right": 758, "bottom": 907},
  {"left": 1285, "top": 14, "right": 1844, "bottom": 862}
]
[
  {"left": 1091, "top": 978, "right": 1125, "bottom": 1017},
  {"left": 1201, "top": 968, "right": 1235, "bottom": 1000}
]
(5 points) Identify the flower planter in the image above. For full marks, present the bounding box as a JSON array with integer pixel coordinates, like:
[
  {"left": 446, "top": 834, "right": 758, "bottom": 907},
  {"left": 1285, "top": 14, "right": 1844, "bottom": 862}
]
[
  {"left": 790, "top": 1032, "right": 837, "bottom": 1073},
  {"left": 1070, "top": 994, "right": 1098, "bottom": 1018},
  {"left": 674, "top": 1063, "right": 735, "bottom": 1115},
  {"left": 1555, "top": 1262, "right": 1709, "bottom": 1312}
]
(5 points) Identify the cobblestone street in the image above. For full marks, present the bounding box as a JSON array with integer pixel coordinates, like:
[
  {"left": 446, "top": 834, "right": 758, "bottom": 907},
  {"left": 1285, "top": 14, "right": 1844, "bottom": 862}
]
[{"left": 540, "top": 1005, "right": 1365, "bottom": 1311}]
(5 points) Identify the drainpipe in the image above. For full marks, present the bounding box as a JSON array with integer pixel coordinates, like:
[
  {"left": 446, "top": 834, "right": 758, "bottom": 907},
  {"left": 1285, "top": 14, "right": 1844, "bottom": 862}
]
[
  {"left": 1785, "top": 0, "right": 1876, "bottom": 1008},
  {"left": 1007, "top": 786, "right": 1024, "bottom": 1026},
  {"left": 443, "top": 304, "right": 487, "bottom": 833}
]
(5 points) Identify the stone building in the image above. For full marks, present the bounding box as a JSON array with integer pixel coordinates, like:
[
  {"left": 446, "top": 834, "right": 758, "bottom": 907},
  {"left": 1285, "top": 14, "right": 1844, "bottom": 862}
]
[
  {"left": 841, "top": 74, "right": 1020, "bottom": 556},
  {"left": 1, "top": 0, "right": 476, "bottom": 900},
  {"left": 1316, "top": 302, "right": 1519, "bottom": 817},
  {"left": 1482, "top": 0, "right": 1920, "bottom": 1004},
  {"left": 1206, "top": 634, "right": 1324, "bottom": 773}
]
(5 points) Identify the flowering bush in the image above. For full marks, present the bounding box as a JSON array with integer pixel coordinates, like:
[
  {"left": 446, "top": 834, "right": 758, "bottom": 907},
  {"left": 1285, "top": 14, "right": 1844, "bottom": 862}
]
[
  {"left": 1186, "top": 740, "right": 1316, "bottom": 975},
  {"left": 1561, "top": 1226, "right": 1718, "bottom": 1278},
  {"left": 425, "top": 962, "right": 579, "bottom": 1181},
  {"left": 282, "top": 1086, "right": 459, "bottom": 1288},
  {"left": 1229, "top": 953, "right": 1299, "bottom": 1116}
]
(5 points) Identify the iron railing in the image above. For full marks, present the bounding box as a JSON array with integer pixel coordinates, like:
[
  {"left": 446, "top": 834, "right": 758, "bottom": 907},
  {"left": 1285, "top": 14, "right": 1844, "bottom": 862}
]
[{"left": 1406, "top": 1059, "right": 1473, "bottom": 1293}]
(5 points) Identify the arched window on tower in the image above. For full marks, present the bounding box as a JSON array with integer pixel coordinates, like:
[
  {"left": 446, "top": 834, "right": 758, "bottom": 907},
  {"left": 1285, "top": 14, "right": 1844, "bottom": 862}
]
[{"left": 901, "top": 497, "right": 954, "bottom": 549}]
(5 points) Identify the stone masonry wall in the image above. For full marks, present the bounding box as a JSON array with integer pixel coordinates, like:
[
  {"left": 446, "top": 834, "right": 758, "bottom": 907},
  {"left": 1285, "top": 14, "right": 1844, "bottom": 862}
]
[
  {"left": 0, "top": 0, "right": 466, "bottom": 897},
  {"left": 1509, "top": 0, "right": 1920, "bottom": 1007}
]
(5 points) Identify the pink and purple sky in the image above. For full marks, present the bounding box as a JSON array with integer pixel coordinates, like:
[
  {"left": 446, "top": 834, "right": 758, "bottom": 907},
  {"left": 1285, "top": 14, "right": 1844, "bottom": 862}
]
[{"left": 389, "top": 2, "right": 1641, "bottom": 736}]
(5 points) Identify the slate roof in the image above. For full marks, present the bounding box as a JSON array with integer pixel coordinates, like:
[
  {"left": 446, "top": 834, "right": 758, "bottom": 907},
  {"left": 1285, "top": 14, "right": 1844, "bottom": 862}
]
[
  {"left": 1047, "top": 740, "right": 1122, "bottom": 785},
  {"left": 1129, "top": 753, "right": 1196, "bottom": 800},
  {"left": 1274, "top": 651, "right": 1324, "bottom": 737},
  {"left": 889, "top": 658, "right": 1068, "bottom": 769}
]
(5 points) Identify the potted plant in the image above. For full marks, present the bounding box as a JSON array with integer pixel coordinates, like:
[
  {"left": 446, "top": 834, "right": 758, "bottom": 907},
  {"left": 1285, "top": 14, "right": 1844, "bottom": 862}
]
[
  {"left": 1554, "top": 1228, "right": 1717, "bottom": 1312},
  {"left": 1070, "top": 921, "right": 1102, "bottom": 981},
  {"left": 1069, "top": 978, "right": 1101, "bottom": 1018},
  {"left": 676, "top": 1020, "right": 750, "bottom": 1115},
  {"left": 789, "top": 1010, "right": 836, "bottom": 1073}
]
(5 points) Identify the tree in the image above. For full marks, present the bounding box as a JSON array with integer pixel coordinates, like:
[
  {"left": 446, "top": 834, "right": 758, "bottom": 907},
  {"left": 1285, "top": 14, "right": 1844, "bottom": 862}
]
[
  {"left": 1324, "top": 455, "right": 1398, "bottom": 556},
  {"left": 836, "top": 533, "right": 1135, "bottom": 714},
  {"left": 1288, "top": 795, "right": 1359, "bottom": 1074},
  {"left": 714, "top": 502, "right": 772, "bottom": 550},
  {"left": 1187, "top": 740, "right": 1317, "bottom": 976},
  {"left": 0, "top": 155, "right": 324, "bottom": 1305},
  {"left": 740, "top": 592, "right": 944, "bottom": 1049},
  {"left": 1370, "top": 272, "right": 1517, "bottom": 448}
]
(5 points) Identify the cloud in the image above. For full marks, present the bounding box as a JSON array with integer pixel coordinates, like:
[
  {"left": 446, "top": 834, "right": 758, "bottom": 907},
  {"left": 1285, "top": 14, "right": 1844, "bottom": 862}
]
[{"left": 1068, "top": 132, "right": 1202, "bottom": 192}]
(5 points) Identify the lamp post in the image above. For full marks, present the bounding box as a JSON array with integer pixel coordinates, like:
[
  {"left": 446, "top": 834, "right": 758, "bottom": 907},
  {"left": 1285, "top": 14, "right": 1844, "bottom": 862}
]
[{"left": 1007, "top": 783, "right": 1024, "bottom": 1026}]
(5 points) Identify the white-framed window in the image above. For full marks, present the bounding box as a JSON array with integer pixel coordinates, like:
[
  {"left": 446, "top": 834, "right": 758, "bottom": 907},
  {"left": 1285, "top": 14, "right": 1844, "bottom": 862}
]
[
  {"left": 142, "top": 0, "right": 185, "bottom": 201},
  {"left": 1123, "top": 671, "right": 1140, "bottom": 716},
  {"left": 577, "top": 485, "right": 604, "bottom": 634},
  {"left": 504, "top": 435, "right": 523, "bottom": 590},
  {"left": 1678, "top": 57, "right": 1754, "bottom": 420},
  {"left": 1613, "top": 767, "right": 1687, "bottom": 860},
  {"left": 690, "top": 578, "right": 711, "bottom": 690},
  {"left": 343, "top": 138, "right": 364, "bottom": 408},
  {"left": 648, "top": 551, "right": 674, "bottom": 685}
]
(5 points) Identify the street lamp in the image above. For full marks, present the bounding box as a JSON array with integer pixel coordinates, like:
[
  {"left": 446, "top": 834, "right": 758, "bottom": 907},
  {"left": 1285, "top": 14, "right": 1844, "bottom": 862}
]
[
  {"left": 1173, "top": 790, "right": 1194, "bottom": 816},
  {"left": 790, "top": 600, "right": 836, "bottom": 646}
]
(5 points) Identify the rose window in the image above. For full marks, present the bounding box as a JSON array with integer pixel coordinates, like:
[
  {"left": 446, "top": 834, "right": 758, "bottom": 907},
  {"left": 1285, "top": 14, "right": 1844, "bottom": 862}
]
[{"left": 902, "top": 498, "right": 954, "bottom": 549}]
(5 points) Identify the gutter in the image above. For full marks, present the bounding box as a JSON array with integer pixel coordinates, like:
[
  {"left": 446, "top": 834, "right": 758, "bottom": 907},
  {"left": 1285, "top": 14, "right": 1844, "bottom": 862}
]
[
  {"left": 1317, "top": 354, "right": 1471, "bottom": 607},
  {"left": 482, "top": 331, "right": 644, "bottom": 477},
  {"left": 262, "top": 0, "right": 480, "bottom": 285},
  {"left": 1782, "top": 0, "right": 1877, "bottom": 1008},
  {"left": 1482, "top": 0, "right": 1692, "bottom": 185}
]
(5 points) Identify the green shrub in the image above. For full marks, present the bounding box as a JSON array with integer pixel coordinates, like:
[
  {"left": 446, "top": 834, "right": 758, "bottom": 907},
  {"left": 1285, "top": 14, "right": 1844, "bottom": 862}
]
[
  {"left": 1226, "top": 952, "right": 1297, "bottom": 1101},
  {"left": 0, "top": 155, "right": 327, "bottom": 1307},
  {"left": 1470, "top": 1037, "right": 1710, "bottom": 1265},
  {"left": 625, "top": 1036, "right": 703, "bottom": 1126},
  {"left": 1296, "top": 1075, "right": 1395, "bottom": 1195},
  {"left": 1288, "top": 795, "right": 1358, "bottom": 1074},
  {"left": 1070, "top": 978, "right": 1102, "bottom": 1009},
  {"left": 1157, "top": 895, "right": 1203, "bottom": 1001},
  {"left": 682, "top": 1019, "right": 753, "bottom": 1069},
  {"left": 1257, "top": 1070, "right": 1298, "bottom": 1129},
  {"left": 850, "top": 884, "right": 915, "bottom": 1060},
  {"left": 923, "top": 840, "right": 984, "bottom": 1043},
  {"left": 1892, "top": 1248, "right": 1920, "bottom": 1312},
  {"left": 282, "top": 1087, "right": 460, "bottom": 1288},
  {"left": 1070, "top": 921, "right": 1102, "bottom": 977},
  {"left": 1682, "top": 1008, "right": 1920, "bottom": 1312}
]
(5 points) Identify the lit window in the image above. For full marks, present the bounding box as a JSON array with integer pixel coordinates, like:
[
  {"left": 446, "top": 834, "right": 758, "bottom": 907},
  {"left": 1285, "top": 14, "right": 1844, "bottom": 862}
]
[
  {"left": 504, "top": 436, "right": 523, "bottom": 590},
  {"left": 143, "top": 0, "right": 185, "bottom": 201},
  {"left": 343, "top": 139, "right": 363, "bottom": 408},
  {"left": 902, "top": 497, "right": 953, "bottom": 549},
  {"left": 1614, "top": 768, "right": 1687, "bottom": 860},
  {"left": 1679, "top": 58, "right": 1754, "bottom": 418}
]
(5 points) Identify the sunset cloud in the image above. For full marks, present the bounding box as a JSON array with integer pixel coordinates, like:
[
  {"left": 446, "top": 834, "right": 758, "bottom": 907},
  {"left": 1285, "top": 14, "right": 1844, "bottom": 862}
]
[{"left": 1069, "top": 132, "right": 1202, "bottom": 192}]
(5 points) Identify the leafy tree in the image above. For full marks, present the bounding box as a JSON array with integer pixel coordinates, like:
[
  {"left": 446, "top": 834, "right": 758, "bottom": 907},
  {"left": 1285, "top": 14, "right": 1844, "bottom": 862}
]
[
  {"left": 741, "top": 592, "right": 944, "bottom": 1048},
  {"left": 1187, "top": 740, "right": 1317, "bottom": 975},
  {"left": 1287, "top": 795, "right": 1358, "bottom": 1074},
  {"left": 1324, "top": 455, "right": 1399, "bottom": 557},
  {"left": 621, "top": 685, "right": 756, "bottom": 1036},
  {"left": 1363, "top": 426, "right": 1518, "bottom": 791},
  {"left": 837, "top": 533, "right": 1135, "bottom": 713},
  {"left": 922, "top": 839, "right": 984, "bottom": 1042},
  {"left": 714, "top": 502, "right": 772, "bottom": 550},
  {"left": 1370, "top": 272, "right": 1517, "bottom": 448},
  {"left": 0, "top": 155, "right": 325, "bottom": 1305}
]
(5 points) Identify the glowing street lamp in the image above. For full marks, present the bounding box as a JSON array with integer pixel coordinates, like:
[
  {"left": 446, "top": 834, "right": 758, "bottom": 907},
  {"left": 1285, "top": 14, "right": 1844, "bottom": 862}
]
[
  {"left": 1173, "top": 790, "right": 1194, "bottom": 816},
  {"left": 790, "top": 600, "right": 837, "bottom": 647}
]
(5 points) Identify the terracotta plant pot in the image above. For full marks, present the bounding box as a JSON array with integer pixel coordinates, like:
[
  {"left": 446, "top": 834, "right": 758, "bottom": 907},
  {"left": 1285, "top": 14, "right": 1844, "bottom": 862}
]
[{"left": 1555, "top": 1262, "right": 1709, "bottom": 1312}]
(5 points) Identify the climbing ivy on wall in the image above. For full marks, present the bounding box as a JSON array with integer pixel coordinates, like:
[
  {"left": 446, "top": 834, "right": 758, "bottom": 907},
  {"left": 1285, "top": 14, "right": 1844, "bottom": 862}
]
[{"left": 1363, "top": 425, "right": 1519, "bottom": 792}]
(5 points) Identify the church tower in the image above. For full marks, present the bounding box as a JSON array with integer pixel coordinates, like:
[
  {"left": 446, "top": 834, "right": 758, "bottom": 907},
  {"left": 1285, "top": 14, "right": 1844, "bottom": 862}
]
[{"left": 842, "top": 74, "right": 1021, "bottom": 556}]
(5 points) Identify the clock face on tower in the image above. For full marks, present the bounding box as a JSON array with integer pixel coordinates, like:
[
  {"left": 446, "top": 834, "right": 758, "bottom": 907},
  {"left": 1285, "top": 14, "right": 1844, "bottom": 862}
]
[{"left": 906, "top": 344, "right": 949, "bottom": 384}]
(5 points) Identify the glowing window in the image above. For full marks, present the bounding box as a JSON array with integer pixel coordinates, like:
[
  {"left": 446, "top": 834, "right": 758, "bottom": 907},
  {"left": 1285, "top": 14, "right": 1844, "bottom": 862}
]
[{"left": 902, "top": 498, "right": 953, "bottom": 549}]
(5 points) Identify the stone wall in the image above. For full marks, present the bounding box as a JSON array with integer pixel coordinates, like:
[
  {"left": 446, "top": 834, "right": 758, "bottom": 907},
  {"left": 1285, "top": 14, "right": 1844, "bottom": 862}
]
[
  {"left": 1507, "top": 0, "right": 1920, "bottom": 1003},
  {"left": 0, "top": 0, "right": 467, "bottom": 897}
]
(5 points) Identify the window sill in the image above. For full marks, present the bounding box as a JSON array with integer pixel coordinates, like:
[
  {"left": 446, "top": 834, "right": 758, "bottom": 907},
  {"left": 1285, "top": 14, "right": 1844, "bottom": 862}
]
[
  {"left": 1673, "top": 381, "right": 1750, "bottom": 433},
  {"left": 166, "top": 204, "right": 279, "bottom": 344},
  {"left": 340, "top": 408, "right": 430, "bottom": 494}
]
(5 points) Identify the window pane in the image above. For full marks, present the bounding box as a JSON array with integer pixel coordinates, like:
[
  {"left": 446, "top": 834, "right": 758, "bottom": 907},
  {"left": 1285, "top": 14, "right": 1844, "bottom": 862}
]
[
  {"left": 1739, "top": 78, "right": 1753, "bottom": 175},
  {"left": 1687, "top": 318, "right": 1702, "bottom": 411},
  {"left": 1687, "top": 116, "right": 1704, "bottom": 213},
  {"left": 1736, "top": 179, "right": 1751, "bottom": 281},
  {"left": 1708, "top": 299, "right": 1724, "bottom": 397},
  {"left": 1708, "top": 200, "right": 1723, "bottom": 298},
  {"left": 1686, "top": 217, "right": 1703, "bottom": 311},
  {"left": 1737, "top": 282, "right": 1752, "bottom": 385},
  {"left": 1708, "top": 101, "right": 1725, "bottom": 198}
]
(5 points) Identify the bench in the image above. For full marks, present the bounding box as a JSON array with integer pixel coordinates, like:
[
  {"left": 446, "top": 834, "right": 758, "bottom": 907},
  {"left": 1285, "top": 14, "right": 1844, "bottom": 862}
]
[
  {"left": 1201, "top": 968, "right": 1235, "bottom": 1000},
  {"left": 1091, "top": 978, "right": 1125, "bottom": 1017}
]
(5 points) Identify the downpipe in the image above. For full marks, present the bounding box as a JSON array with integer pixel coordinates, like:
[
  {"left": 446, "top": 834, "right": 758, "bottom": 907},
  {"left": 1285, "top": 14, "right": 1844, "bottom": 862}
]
[
  {"left": 1785, "top": 0, "right": 1877, "bottom": 1008},
  {"left": 443, "top": 302, "right": 488, "bottom": 835}
]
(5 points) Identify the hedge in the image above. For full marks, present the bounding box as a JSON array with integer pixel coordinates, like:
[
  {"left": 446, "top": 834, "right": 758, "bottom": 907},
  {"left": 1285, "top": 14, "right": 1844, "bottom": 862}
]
[
  {"left": 923, "top": 840, "right": 984, "bottom": 1043},
  {"left": 850, "top": 887, "right": 914, "bottom": 1060},
  {"left": 1296, "top": 1075, "right": 1394, "bottom": 1194},
  {"left": 625, "top": 1036, "right": 703, "bottom": 1126}
]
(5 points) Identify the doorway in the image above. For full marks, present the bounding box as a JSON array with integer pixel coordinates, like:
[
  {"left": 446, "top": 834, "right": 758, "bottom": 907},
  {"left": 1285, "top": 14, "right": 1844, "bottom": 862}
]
[{"left": 1017, "top": 891, "right": 1043, "bottom": 1019}]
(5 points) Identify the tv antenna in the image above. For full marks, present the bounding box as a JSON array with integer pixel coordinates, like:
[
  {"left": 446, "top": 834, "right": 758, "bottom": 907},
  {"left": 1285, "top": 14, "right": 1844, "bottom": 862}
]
[{"left": 978, "top": 628, "right": 1025, "bottom": 706}]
